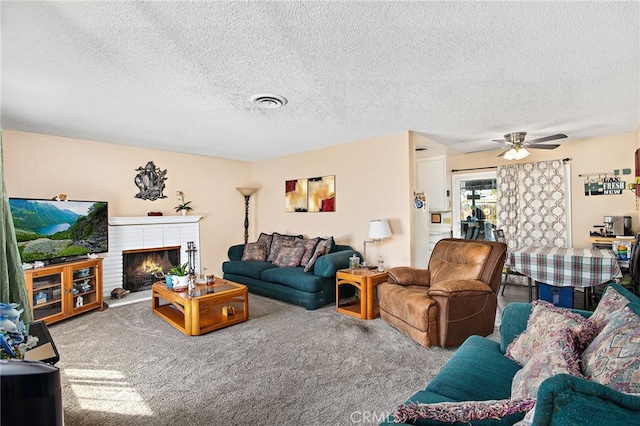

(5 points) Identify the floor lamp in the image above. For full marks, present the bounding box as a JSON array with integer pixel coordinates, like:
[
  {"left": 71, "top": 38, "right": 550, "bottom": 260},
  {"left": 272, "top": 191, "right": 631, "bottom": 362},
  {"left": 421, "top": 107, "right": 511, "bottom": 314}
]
[{"left": 236, "top": 187, "right": 259, "bottom": 244}]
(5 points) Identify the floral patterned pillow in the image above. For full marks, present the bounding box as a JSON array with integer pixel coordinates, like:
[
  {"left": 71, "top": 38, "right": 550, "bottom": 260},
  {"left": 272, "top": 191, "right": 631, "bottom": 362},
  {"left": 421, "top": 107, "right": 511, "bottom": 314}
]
[
  {"left": 273, "top": 245, "right": 306, "bottom": 268},
  {"left": 511, "top": 328, "right": 582, "bottom": 399},
  {"left": 303, "top": 237, "right": 334, "bottom": 272},
  {"left": 587, "top": 285, "right": 630, "bottom": 334},
  {"left": 241, "top": 242, "right": 267, "bottom": 261},
  {"left": 582, "top": 304, "right": 640, "bottom": 395},
  {"left": 257, "top": 233, "right": 273, "bottom": 258},
  {"left": 296, "top": 238, "right": 320, "bottom": 267},
  {"left": 267, "top": 233, "right": 303, "bottom": 262},
  {"left": 394, "top": 398, "right": 536, "bottom": 424},
  {"left": 506, "top": 300, "right": 595, "bottom": 366}
]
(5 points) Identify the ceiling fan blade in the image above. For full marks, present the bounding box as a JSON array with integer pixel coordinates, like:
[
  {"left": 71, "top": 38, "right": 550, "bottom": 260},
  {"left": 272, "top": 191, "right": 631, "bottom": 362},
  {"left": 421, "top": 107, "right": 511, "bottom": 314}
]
[
  {"left": 527, "top": 134, "right": 567, "bottom": 144},
  {"left": 497, "top": 149, "right": 510, "bottom": 157},
  {"left": 492, "top": 139, "right": 508, "bottom": 143},
  {"left": 526, "top": 144, "right": 560, "bottom": 150}
]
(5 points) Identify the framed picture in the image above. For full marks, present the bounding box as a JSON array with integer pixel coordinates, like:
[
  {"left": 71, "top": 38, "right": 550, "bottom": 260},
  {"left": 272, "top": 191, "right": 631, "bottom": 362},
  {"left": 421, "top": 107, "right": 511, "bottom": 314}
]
[
  {"left": 431, "top": 213, "right": 442, "bottom": 224},
  {"left": 308, "top": 175, "right": 335, "bottom": 212},
  {"left": 285, "top": 175, "right": 335, "bottom": 212},
  {"left": 285, "top": 178, "right": 308, "bottom": 212}
]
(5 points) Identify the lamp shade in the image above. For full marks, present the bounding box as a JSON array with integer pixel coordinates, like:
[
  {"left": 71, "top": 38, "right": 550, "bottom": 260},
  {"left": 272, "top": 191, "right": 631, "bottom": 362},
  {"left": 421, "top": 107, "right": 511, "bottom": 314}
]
[
  {"left": 236, "top": 187, "right": 259, "bottom": 197},
  {"left": 503, "top": 147, "right": 530, "bottom": 160},
  {"left": 368, "top": 219, "right": 392, "bottom": 240}
]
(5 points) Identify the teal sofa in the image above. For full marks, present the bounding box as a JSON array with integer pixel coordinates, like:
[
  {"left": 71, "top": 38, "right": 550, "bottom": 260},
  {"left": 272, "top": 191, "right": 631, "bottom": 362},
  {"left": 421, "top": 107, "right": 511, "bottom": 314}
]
[
  {"left": 222, "top": 243, "right": 359, "bottom": 310},
  {"left": 382, "top": 283, "right": 640, "bottom": 425}
]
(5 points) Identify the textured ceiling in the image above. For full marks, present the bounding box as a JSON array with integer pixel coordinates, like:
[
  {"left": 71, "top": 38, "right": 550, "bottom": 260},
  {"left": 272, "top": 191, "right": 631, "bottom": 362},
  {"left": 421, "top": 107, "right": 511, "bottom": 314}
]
[{"left": 2, "top": 1, "right": 639, "bottom": 162}]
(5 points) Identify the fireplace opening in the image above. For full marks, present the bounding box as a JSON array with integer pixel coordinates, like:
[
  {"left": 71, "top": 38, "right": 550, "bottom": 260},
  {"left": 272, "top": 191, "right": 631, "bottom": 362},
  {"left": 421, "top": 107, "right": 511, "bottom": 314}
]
[{"left": 122, "top": 246, "right": 181, "bottom": 292}]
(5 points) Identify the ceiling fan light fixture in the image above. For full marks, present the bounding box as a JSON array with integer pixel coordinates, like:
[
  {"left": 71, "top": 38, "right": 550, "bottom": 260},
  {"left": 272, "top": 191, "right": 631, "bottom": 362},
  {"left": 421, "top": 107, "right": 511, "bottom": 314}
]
[{"left": 503, "top": 147, "right": 530, "bottom": 160}]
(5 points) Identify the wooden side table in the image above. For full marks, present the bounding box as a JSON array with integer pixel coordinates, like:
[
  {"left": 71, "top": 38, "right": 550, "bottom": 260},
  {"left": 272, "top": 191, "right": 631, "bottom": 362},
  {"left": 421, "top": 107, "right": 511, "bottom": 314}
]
[{"left": 336, "top": 268, "right": 388, "bottom": 319}]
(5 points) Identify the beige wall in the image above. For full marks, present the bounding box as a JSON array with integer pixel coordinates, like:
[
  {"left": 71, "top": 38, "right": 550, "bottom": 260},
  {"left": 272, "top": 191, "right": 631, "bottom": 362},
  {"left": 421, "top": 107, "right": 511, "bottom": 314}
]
[
  {"left": 4, "top": 127, "right": 638, "bottom": 277},
  {"left": 3, "top": 129, "right": 414, "bottom": 273},
  {"left": 251, "top": 132, "right": 413, "bottom": 267},
  {"left": 3, "top": 129, "right": 252, "bottom": 276},
  {"left": 448, "top": 132, "right": 637, "bottom": 248}
]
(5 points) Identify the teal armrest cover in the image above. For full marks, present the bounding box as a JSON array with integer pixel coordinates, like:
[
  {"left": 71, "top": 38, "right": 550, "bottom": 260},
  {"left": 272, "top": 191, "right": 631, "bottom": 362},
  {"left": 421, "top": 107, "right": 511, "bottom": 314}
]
[
  {"left": 313, "top": 249, "right": 359, "bottom": 278},
  {"left": 499, "top": 302, "right": 533, "bottom": 353},
  {"left": 228, "top": 244, "right": 244, "bottom": 261},
  {"left": 534, "top": 374, "right": 640, "bottom": 425}
]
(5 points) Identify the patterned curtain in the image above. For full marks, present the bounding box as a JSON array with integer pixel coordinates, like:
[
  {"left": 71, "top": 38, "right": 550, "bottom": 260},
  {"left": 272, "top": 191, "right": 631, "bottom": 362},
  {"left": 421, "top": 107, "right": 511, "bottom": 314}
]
[
  {"left": 0, "top": 133, "right": 34, "bottom": 323},
  {"left": 497, "top": 159, "right": 569, "bottom": 253}
]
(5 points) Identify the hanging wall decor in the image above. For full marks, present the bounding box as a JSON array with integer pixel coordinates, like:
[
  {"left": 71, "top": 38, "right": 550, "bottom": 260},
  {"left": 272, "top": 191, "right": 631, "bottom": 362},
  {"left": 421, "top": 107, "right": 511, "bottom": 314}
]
[
  {"left": 285, "top": 175, "right": 335, "bottom": 212},
  {"left": 579, "top": 168, "right": 631, "bottom": 196},
  {"left": 134, "top": 161, "right": 168, "bottom": 201},
  {"left": 308, "top": 175, "right": 335, "bottom": 212},
  {"left": 285, "top": 178, "right": 308, "bottom": 212}
]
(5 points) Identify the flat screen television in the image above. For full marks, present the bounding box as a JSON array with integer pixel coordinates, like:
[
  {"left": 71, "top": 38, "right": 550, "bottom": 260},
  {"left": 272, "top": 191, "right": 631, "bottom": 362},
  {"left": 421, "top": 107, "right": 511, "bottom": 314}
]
[{"left": 9, "top": 198, "right": 109, "bottom": 264}]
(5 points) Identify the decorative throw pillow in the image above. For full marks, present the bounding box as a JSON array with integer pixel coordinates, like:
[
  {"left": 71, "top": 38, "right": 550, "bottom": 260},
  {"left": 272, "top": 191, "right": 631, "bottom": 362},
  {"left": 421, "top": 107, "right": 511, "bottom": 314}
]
[
  {"left": 241, "top": 242, "right": 267, "bottom": 261},
  {"left": 273, "top": 245, "right": 307, "bottom": 268},
  {"left": 393, "top": 398, "right": 537, "bottom": 424},
  {"left": 267, "top": 232, "right": 303, "bottom": 262},
  {"left": 303, "top": 237, "right": 335, "bottom": 272},
  {"left": 587, "top": 284, "right": 630, "bottom": 334},
  {"left": 257, "top": 233, "right": 273, "bottom": 258},
  {"left": 513, "top": 405, "right": 536, "bottom": 426},
  {"left": 268, "top": 240, "right": 295, "bottom": 262},
  {"left": 506, "top": 300, "right": 595, "bottom": 366},
  {"left": 511, "top": 328, "right": 582, "bottom": 399},
  {"left": 581, "top": 304, "right": 640, "bottom": 395},
  {"left": 296, "top": 238, "right": 320, "bottom": 267}
]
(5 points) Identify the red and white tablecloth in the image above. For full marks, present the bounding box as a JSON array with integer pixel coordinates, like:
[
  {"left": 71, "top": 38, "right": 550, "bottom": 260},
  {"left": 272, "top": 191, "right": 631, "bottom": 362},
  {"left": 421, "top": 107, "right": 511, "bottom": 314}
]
[{"left": 510, "top": 246, "right": 623, "bottom": 288}]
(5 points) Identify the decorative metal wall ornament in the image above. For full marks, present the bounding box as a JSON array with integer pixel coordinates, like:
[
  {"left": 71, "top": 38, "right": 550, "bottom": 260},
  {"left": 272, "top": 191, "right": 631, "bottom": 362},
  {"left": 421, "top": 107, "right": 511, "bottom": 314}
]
[{"left": 134, "top": 161, "right": 168, "bottom": 201}]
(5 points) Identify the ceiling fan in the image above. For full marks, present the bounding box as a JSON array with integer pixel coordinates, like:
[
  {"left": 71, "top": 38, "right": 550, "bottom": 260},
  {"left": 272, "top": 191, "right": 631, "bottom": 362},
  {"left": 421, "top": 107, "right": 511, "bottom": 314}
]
[{"left": 494, "top": 132, "right": 567, "bottom": 159}]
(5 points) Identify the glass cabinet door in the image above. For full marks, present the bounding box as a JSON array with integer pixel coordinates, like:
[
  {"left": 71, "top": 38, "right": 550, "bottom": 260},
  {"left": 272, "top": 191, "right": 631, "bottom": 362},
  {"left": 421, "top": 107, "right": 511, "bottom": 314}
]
[
  {"left": 31, "top": 270, "right": 63, "bottom": 321},
  {"left": 71, "top": 264, "right": 98, "bottom": 312}
]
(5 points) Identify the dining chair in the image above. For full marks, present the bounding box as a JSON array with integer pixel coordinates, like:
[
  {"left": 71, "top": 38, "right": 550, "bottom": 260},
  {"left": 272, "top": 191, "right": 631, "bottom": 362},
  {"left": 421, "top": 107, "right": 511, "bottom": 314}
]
[
  {"left": 622, "top": 233, "right": 640, "bottom": 296},
  {"left": 493, "top": 229, "right": 535, "bottom": 301}
]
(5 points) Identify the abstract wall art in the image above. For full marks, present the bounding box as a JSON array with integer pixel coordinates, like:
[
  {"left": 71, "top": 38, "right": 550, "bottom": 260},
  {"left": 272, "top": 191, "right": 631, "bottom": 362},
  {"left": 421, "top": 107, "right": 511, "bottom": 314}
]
[
  {"left": 285, "top": 175, "right": 335, "bottom": 212},
  {"left": 285, "top": 178, "right": 308, "bottom": 212}
]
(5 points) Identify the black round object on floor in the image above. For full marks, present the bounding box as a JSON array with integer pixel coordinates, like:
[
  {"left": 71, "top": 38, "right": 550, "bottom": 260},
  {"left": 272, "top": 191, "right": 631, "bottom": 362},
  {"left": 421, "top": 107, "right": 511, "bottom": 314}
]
[{"left": 1, "top": 359, "right": 63, "bottom": 426}]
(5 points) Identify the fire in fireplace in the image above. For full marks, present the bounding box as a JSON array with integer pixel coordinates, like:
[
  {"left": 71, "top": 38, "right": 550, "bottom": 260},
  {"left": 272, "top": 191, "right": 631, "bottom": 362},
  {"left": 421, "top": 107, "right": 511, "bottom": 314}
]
[{"left": 123, "top": 246, "right": 181, "bottom": 292}]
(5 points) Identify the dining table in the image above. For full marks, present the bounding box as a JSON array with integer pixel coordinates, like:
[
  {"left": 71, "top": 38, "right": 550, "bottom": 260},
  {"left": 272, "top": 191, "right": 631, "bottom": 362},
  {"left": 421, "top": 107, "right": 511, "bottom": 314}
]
[{"left": 510, "top": 245, "right": 623, "bottom": 308}]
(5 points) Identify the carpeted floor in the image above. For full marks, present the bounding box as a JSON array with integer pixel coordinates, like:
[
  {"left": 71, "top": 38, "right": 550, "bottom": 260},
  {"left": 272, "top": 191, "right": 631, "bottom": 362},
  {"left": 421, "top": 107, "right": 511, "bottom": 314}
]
[{"left": 49, "top": 294, "right": 458, "bottom": 426}]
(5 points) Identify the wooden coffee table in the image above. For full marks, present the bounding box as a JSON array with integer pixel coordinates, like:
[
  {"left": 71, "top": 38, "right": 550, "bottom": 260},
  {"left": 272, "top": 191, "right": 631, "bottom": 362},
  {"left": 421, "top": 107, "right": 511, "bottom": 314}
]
[{"left": 151, "top": 278, "right": 248, "bottom": 335}]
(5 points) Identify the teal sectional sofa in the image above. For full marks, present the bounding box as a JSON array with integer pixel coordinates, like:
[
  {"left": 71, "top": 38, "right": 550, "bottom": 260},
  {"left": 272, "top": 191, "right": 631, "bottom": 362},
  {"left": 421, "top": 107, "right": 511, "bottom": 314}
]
[
  {"left": 222, "top": 243, "right": 359, "bottom": 310},
  {"left": 382, "top": 283, "right": 640, "bottom": 425}
]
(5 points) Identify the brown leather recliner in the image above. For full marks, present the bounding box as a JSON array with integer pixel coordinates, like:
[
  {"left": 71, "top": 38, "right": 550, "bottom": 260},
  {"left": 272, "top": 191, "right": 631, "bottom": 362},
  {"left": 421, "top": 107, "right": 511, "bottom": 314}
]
[{"left": 378, "top": 238, "right": 507, "bottom": 348}]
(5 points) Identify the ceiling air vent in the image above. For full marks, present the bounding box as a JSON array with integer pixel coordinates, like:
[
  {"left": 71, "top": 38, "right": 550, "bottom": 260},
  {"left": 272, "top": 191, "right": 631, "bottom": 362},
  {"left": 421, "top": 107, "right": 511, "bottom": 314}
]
[{"left": 250, "top": 94, "right": 288, "bottom": 109}]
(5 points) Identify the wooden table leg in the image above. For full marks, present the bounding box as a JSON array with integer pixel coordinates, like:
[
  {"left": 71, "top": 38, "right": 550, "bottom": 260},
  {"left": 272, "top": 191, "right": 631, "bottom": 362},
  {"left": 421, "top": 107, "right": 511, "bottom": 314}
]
[
  {"left": 365, "top": 279, "right": 374, "bottom": 320},
  {"left": 183, "top": 301, "right": 193, "bottom": 336},
  {"left": 191, "top": 300, "right": 200, "bottom": 336}
]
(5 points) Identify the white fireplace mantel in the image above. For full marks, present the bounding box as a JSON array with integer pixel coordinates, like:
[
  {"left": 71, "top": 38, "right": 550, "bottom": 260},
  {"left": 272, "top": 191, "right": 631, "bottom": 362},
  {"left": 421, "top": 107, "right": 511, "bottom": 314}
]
[
  {"left": 102, "top": 216, "right": 202, "bottom": 299},
  {"left": 109, "top": 215, "right": 203, "bottom": 226}
]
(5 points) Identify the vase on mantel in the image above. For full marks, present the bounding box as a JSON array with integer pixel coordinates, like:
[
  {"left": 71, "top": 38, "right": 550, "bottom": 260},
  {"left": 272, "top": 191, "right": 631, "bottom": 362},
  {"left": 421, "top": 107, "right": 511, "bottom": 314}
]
[{"left": 179, "top": 209, "right": 188, "bottom": 216}]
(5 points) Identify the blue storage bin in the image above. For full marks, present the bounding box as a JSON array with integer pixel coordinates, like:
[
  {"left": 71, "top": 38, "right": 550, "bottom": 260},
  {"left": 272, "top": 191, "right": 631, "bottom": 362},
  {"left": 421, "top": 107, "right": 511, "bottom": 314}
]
[{"left": 538, "top": 282, "right": 573, "bottom": 308}]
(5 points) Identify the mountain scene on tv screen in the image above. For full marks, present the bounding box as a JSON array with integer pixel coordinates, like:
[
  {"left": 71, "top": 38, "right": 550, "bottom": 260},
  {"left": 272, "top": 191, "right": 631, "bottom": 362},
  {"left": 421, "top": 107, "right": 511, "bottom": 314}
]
[{"left": 11, "top": 200, "right": 108, "bottom": 262}]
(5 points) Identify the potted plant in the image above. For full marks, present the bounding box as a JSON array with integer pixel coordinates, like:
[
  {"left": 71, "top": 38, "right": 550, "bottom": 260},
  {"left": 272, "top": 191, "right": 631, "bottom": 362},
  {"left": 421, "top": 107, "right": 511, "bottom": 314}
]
[
  {"left": 174, "top": 191, "right": 192, "bottom": 216},
  {"left": 169, "top": 262, "right": 190, "bottom": 288}
]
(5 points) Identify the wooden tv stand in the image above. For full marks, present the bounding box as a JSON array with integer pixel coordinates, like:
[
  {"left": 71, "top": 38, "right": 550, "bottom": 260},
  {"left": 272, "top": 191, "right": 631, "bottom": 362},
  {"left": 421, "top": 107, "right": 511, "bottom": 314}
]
[{"left": 24, "top": 258, "right": 104, "bottom": 325}]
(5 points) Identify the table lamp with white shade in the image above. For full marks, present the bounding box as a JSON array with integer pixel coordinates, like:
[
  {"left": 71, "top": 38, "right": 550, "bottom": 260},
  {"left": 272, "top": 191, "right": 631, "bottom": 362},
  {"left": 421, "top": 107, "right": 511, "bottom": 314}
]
[{"left": 363, "top": 219, "right": 392, "bottom": 266}]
